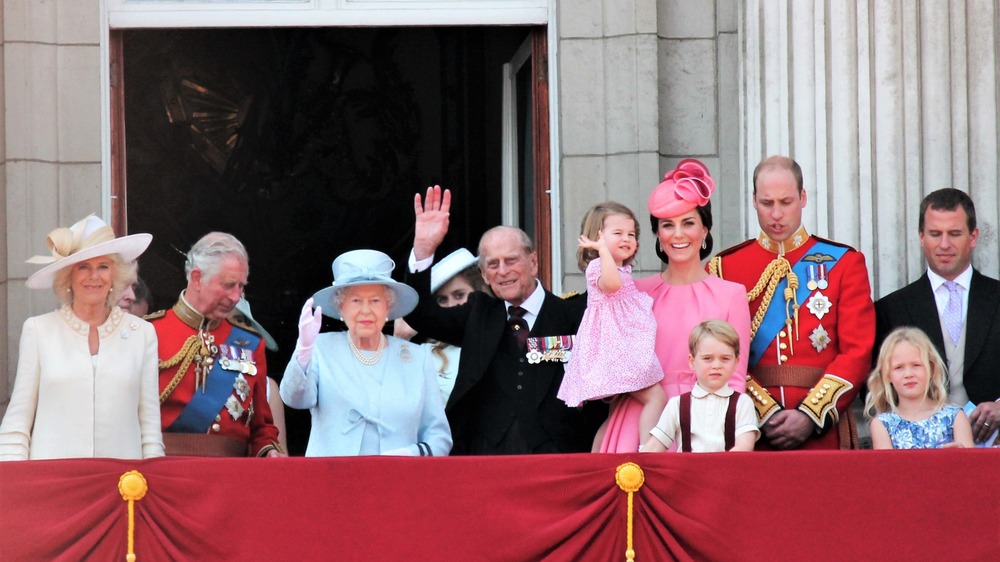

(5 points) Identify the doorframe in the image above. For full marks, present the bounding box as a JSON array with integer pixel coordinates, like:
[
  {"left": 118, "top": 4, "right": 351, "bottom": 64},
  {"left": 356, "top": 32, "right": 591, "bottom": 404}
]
[
  {"left": 500, "top": 28, "right": 552, "bottom": 290},
  {"left": 104, "top": 10, "right": 564, "bottom": 290}
]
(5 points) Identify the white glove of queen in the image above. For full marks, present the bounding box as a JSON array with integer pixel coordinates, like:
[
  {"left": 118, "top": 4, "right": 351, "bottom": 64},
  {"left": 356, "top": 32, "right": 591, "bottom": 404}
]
[{"left": 296, "top": 298, "right": 323, "bottom": 370}]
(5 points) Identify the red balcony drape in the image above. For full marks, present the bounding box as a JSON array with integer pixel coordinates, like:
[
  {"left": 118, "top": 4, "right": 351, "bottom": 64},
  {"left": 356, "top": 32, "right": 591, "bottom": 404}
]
[{"left": 1, "top": 450, "right": 997, "bottom": 561}]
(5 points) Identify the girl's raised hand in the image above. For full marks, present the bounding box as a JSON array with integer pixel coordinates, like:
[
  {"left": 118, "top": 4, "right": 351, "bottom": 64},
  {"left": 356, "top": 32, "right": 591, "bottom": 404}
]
[{"left": 578, "top": 234, "right": 607, "bottom": 251}]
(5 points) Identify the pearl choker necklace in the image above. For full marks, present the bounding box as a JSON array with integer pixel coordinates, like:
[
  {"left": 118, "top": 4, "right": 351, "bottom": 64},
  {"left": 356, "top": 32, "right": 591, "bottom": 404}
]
[{"left": 348, "top": 335, "right": 386, "bottom": 366}]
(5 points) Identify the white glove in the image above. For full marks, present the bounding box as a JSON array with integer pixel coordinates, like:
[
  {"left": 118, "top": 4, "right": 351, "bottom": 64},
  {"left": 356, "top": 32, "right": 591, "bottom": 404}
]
[{"left": 296, "top": 298, "right": 322, "bottom": 370}]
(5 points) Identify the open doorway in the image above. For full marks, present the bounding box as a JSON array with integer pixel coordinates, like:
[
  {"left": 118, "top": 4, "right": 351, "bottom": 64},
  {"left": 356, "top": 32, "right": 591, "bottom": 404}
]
[{"left": 114, "top": 26, "right": 548, "bottom": 454}]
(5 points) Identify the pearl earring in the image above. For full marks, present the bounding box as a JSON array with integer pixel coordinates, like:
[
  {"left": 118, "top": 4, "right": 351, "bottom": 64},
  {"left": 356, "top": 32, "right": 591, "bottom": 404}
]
[{"left": 701, "top": 240, "right": 707, "bottom": 250}]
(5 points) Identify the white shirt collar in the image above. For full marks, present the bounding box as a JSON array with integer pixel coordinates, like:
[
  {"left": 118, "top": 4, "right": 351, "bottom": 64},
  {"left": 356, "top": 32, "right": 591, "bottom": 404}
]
[
  {"left": 508, "top": 280, "right": 545, "bottom": 317},
  {"left": 690, "top": 382, "right": 735, "bottom": 398},
  {"left": 927, "top": 265, "right": 973, "bottom": 293}
]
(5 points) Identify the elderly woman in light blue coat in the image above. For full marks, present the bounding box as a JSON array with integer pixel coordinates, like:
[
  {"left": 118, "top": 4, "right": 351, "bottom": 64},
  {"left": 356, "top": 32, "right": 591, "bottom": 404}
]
[{"left": 280, "top": 250, "right": 452, "bottom": 457}]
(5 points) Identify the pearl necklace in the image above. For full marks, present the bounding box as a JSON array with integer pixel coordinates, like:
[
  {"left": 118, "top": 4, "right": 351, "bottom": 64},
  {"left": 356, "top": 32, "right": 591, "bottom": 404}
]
[{"left": 348, "top": 334, "right": 386, "bottom": 366}]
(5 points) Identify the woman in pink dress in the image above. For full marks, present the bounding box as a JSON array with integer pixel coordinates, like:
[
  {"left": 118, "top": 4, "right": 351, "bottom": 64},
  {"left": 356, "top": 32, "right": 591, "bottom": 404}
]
[{"left": 600, "top": 159, "right": 751, "bottom": 453}]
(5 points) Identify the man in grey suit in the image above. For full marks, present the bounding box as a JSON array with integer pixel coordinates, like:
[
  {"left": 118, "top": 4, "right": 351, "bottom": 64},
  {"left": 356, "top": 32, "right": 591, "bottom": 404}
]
[{"left": 875, "top": 188, "right": 1000, "bottom": 444}]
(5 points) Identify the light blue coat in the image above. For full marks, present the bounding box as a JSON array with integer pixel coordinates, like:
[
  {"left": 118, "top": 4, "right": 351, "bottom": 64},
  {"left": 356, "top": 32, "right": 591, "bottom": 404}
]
[{"left": 280, "top": 332, "right": 452, "bottom": 457}]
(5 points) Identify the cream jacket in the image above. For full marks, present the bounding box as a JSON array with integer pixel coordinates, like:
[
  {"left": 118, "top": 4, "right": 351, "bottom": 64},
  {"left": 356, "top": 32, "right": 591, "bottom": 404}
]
[{"left": 0, "top": 306, "right": 165, "bottom": 460}]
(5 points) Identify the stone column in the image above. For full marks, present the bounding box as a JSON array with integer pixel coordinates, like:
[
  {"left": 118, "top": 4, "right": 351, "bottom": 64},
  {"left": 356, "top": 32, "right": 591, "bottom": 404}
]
[
  {"left": 741, "top": 0, "right": 1000, "bottom": 297},
  {"left": 557, "top": 0, "right": 661, "bottom": 290},
  {"left": 2, "top": 0, "right": 104, "bottom": 413}
]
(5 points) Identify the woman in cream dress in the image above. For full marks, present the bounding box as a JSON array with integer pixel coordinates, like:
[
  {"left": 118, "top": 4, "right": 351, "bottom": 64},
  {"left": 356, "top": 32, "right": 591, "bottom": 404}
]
[{"left": 0, "top": 215, "right": 164, "bottom": 460}]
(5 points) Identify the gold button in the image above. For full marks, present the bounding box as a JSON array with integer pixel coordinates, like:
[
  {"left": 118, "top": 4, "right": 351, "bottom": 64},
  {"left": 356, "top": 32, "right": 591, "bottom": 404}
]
[
  {"left": 823, "top": 383, "right": 831, "bottom": 389},
  {"left": 811, "top": 398, "right": 819, "bottom": 404},
  {"left": 780, "top": 355, "right": 788, "bottom": 362},
  {"left": 779, "top": 343, "right": 787, "bottom": 350},
  {"left": 779, "top": 331, "right": 787, "bottom": 338},
  {"left": 215, "top": 415, "right": 222, "bottom": 422},
  {"left": 211, "top": 423, "right": 221, "bottom": 432}
]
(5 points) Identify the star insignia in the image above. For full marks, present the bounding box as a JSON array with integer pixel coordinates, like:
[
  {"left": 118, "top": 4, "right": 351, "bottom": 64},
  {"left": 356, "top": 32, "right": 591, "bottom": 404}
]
[
  {"left": 810, "top": 325, "right": 831, "bottom": 352},
  {"left": 806, "top": 292, "right": 832, "bottom": 320},
  {"left": 233, "top": 374, "right": 250, "bottom": 401},
  {"left": 225, "top": 395, "right": 245, "bottom": 421}
]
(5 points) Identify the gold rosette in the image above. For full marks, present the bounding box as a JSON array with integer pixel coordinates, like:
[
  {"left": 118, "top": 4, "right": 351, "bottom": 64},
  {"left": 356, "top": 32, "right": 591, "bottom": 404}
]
[
  {"left": 119, "top": 471, "right": 149, "bottom": 562},
  {"left": 615, "top": 462, "right": 645, "bottom": 562}
]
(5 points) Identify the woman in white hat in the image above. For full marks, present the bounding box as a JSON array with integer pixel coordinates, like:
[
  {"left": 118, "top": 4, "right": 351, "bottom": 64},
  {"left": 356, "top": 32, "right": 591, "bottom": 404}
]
[
  {"left": 395, "top": 248, "right": 485, "bottom": 403},
  {"left": 0, "top": 215, "right": 165, "bottom": 460},
  {"left": 279, "top": 249, "right": 452, "bottom": 457}
]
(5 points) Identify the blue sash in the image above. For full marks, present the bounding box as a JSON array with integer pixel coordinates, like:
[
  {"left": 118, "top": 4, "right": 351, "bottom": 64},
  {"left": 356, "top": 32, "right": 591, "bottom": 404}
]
[
  {"left": 748, "top": 241, "right": 848, "bottom": 367},
  {"left": 167, "top": 326, "right": 261, "bottom": 434}
]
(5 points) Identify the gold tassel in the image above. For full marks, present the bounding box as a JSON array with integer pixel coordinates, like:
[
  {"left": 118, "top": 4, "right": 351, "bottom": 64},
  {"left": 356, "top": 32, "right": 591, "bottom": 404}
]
[
  {"left": 118, "top": 471, "right": 148, "bottom": 562},
  {"left": 615, "top": 462, "right": 645, "bottom": 562}
]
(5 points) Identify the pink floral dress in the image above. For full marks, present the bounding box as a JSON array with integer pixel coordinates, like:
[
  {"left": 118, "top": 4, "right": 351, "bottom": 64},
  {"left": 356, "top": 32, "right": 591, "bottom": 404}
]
[{"left": 557, "top": 259, "right": 664, "bottom": 407}]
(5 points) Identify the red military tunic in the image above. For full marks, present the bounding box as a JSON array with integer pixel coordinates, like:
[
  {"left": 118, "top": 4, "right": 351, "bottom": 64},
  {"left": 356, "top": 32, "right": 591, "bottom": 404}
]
[
  {"left": 150, "top": 296, "right": 280, "bottom": 456},
  {"left": 709, "top": 226, "right": 875, "bottom": 449}
]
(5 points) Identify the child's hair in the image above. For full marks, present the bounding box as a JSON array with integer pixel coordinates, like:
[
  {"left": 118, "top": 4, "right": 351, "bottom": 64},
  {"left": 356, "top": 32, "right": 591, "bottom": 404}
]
[
  {"left": 688, "top": 319, "right": 740, "bottom": 357},
  {"left": 577, "top": 201, "right": 640, "bottom": 272},
  {"left": 864, "top": 327, "right": 948, "bottom": 418}
]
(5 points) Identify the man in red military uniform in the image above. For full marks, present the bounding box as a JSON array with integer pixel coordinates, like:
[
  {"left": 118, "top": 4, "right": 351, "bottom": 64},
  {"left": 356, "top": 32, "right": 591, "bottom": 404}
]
[
  {"left": 150, "top": 232, "right": 283, "bottom": 457},
  {"left": 709, "top": 156, "right": 874, "bottom": 449}
]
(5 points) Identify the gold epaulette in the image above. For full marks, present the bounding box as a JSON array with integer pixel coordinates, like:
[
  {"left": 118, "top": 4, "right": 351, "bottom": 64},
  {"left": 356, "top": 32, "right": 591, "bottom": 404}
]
[
  {"left": 745, "top": 375, "right": 781, "bottom": 424},
  {"left": 143, "top": 309, "right": 167, "bottom": 321},
  {"left": 560, "top": 291, "right": 582, "bottom": 300},
  {"left": 707, "top": 255, "right": 722, "bottom": 277},
  {"left": 797, "top": 374, "right": 853, "bottom": 428}
]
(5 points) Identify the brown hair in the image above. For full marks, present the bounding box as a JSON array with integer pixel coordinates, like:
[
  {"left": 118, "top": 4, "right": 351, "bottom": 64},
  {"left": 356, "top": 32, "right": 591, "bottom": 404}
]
[
  {"left": 648, "top": 203, "right": 714, "bottom": 264},
  {"left": 577, "top": 201, "right": 640, "bottom": 272},
  {"left": 688, "top": 319, "right": 741, "bottom": 357},
  {"left": 919, "top": 188, "right": 977, "bottom": 233},
  {"left": 752, "top": 155, "right": 803, "bottom": 195}
]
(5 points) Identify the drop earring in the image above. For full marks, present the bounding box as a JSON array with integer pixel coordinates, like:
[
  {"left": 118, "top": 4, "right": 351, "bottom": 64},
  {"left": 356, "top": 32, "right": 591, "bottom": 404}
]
[{"left": 701, "top": 239, "right": 707, "bottom": 250}]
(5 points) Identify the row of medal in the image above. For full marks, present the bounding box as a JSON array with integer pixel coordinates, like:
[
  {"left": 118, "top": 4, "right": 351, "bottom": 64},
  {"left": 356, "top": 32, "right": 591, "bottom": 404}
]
[{"left": 220, "top": 344, "right": 257, "bottom": 424}]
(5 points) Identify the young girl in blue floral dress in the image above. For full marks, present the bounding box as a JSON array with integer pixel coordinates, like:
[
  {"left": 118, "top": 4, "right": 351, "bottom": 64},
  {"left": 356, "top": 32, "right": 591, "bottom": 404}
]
[{"left": 865, "top": 327, "right": 973, "bottom": 449}]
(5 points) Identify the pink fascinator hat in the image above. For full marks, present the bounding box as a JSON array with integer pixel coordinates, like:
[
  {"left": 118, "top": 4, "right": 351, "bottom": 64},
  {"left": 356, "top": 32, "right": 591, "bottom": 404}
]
[{"left": 647, "top": 158, "right": 716, "bottom": 218}]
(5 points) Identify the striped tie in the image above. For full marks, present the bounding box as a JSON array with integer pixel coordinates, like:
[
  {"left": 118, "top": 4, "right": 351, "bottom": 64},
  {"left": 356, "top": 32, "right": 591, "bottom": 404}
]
[{"left": 507, "top": 305, "right": 529, "bottom": 349}]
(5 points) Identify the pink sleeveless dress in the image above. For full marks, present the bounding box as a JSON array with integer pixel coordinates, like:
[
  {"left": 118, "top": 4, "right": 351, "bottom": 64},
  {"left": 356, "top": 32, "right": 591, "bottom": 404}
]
[{"left": 557, "top": 259, "right": 663, "bottom": 407}]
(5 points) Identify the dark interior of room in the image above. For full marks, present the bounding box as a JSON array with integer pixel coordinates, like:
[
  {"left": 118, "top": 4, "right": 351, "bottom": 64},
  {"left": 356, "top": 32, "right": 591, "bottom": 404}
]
[{"left": 122, "top": 26, "right": 533, "bottom": 454}]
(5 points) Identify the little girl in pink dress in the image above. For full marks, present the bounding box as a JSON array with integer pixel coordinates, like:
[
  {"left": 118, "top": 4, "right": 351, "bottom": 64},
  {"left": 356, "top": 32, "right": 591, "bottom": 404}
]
[{"left": 558, "top": 202, "right": 666, "bottom": 450}]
